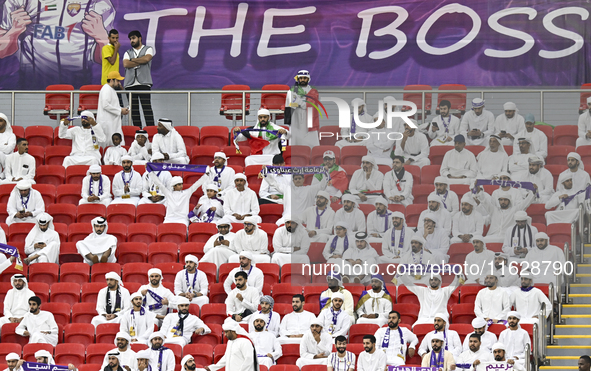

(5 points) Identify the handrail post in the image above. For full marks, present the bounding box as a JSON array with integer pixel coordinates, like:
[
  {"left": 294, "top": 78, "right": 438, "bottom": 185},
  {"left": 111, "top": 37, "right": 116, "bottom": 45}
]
[
  {"left": 128, "top": 92, "right": 132, "bottom": 124},
  {"left": 11, "top": 91, "right": 15, "bottom": 125},
  {"left": 242, "top": 91, "right": 246, "bottom": 126},
  {"left": 540, "top": 91, "right": 544, "bottom": 123},
  {"left": 565, "top": 243, "right": 572, "bottom": 303},
  {"left": 533, "top": 323, "right": 539, "bottom": 368},
  {"left": 421, "top": 91, "right": 425, "bottom": 126},
  {"left": 549, "top": 282, "right": 554, "bottom": 345},
  {"left": 363, "top": 91, "right": 366, "bottom": 104},
  {"left": 526, "top": 343, "right": 532, "bottom": 371},
  {"left": 70, "top": 91, "right": 74, "bottom": 118},
  {"left": 187, "top": 92, "right": 191, "bottom": 126}
]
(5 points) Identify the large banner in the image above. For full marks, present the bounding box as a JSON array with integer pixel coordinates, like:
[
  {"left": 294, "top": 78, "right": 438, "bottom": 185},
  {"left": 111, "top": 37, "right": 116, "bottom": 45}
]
[{"left": 0, "top": 0, "right": 589, "bottom": 89}]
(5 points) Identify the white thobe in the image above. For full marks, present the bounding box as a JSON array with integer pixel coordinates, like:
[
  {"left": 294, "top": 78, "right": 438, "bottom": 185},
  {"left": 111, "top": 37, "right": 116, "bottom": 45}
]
[
  {"left": 366, "top": 129, "right": 396, "bottom": 165},
  {"left": 292, "top": 178, "right": 328, "bottom": 216},
  {"left": 201, "top": 166, "right": 236, "bottom": 195},
  {"left": 80, "top": 175, "right": 112, "bottom": 206},
  {"left": 223, "top": 266, "right": 264, "bottom": 294},
  {"left": 148, "top": 347, "right": 176, "bottom": 371},
  {"left": 15, "top": 310, "right": 58, "bottom": 346},
  {"left": 0, "top": 130, "right": 16, "bottom": 157},
  {"left": 557, "top": 168, "right": 591, "bottom": 193},
  {"left": 319, "top": 288, "right": 355, "bottom": 322},
  {"left": 251, "top": 331, "right": 282, "bottom": 369},
  {"left": 138, "top": 284, "right": 175, "bottom": 321},
  {"left": 103, "top": 146, "right": 128, "bottom": 165},
  {"left": 2, "top": 152, "right": 35, "bottom": 184},
  {"left": 476, "top": 149, "right": 509, "bottom": 179},
  {"left": 399, "top": 275, "right": 460, "bottom": 326},
  {"left": 379, "top": 226, "right": 413, "bottom": 263},
  {"left": 335, "top": 112, "right": 373, "bottom": 149},
  {"left": 375, "top": 326, "right": 419, "bottom": 366},
  {"left": 577, "top": 110, "right": 591, "bottom": 147},
  {"left": 271, "top": 225, "right": 311, "bottom": 267},
  {"left": 209, "top": 337, "right": 258, "bottom": 371},
  {"left": 322, "top": 234, "right": 353, "bottom": 264},
  {"left": 355, "top": 290, "right": 393, "bottom": 326},
  {"left": 383, "top": 169, "right": 414, "bottom": 206},
  {"left": 417, "top": 208, "right": 452, "bottom": 236},
  {"left": 223, "top": 188, "right": 261, "bottom": 224},
  {"left": 334, "top": 208, "right": 366, "bottom": 233},
  {"left": 76, "top": 233, "right": 118, "bottom": 265},
  {"left": 148, "top": 172, "right": 207, "bottom": 226},
  {"left": 295, "top": 331, "right": 333, "bottom": 368},
  {"left": 285, "top": 85, "right": 319, "bottom": 148},
  {"left": 545, "top": 188, "right": 585, "bottom": 225},
  {"left": 451, "top": 211, "right": 485, "bottom": 244},
  {"left": 427, "top": 115, "right": 461, "bottom": 146},
  {"left": 501, "top": 224, "right": 538, "bottom": 260},
  {"left": 24, "top": 227, "right": 60, "bottom": 264},
  {"left": 512, "top": 287, "right": 552, "bottom": 325},
  {"left": 432, "top": 190, "right": 460, "bottom": 216},
  {"left": 455, "top": 349, "right": 494, "bottom": 371},
  {"left": 342, "top": 246, "right": 380, "bottom": 283},
  {"left": 152, "top": 130, "right": 189, "bottom": 164},
  {"left": 259, "top": 174, "right": 291, "bottom": 204},
  {"left": 394, "top": 132, "right": 430, "bottom": 168},
  {"left": 311, "top": 167, "right": 346, "bottom": 199},
  {"left": 191, "top": 195, "right": 223, "bottom": 223},
  {"left": 461, "top": 331, "right": 497, "bottom": 353},
  {"left": 492, "top": 113, "right": 526, "bottom": 146},
  {"left": 201, "top": 232, "right": 237, "bottom": 268},
  {"left": 226, "top": 286, "right": 261, "bottom": 321},
  {"left": 424, "top": 229, "right": 450, "bottom": 263},
  {"left": 513, "top": 128, "right": 548, "bottom": 159},
  {"left": 327, "top": 351, "right": 356, "bottom": 371},
  {"left": 174, "top": 269, "right": 209, "bottom": 306},
  {"left": 128, "top": 141, "right": 152, "bottom": 165},
  {"left": 514, "top": 168, "right": 554, "bottom": 203},
  {"left": 0, "top": 284, "right": 35, "bottom": 333},
  {"left": 464, "top": 249, "right": 496, "bottom": 284},
  {"left": 112, "top": 170, "right": 143, "bottom": 206},
  {"left": 247, "top": 310, "right": 281, "bottom": 337},
  {"left": 236, "top": 122, "right": 291, "bottom": 166},
  {"left": 0, "top": 258, "right": 12, "bottom": 274},
  {"left": 139, "top": 170, "right": 172, "bottom": 205},
  {"left": 357, "top": 350, "right": 387, "bottom": 371},
  {"left": 303, "top": 206, "right": 335, "bottom": 243},
  {"left": 229, "top": 229, "right": 270, "bottom": 264},
  {"left": 59, "top": 123, "right": 106, "bottom": 167},
  {"left": 476, "top": 191, "right": 534, "bottom": 242},
  {"left": 278, "top": 310, "right": 317, "bottom": 344},
  {"left": 397, "top": 249, "right": 437, "bottom": 286},
  {"left": 367, "top": 211, "right": 392, "bottom": 241},
  {"left": 97, "top": 84, "right": 124, "bottom": 147},
  {"left": 101, "top": 348, "right": 136, "bottom": 370},
  {"left": 498, "top": 327, "right": 530, "bottom": 362},
  {"left": 119, "top": 307, "right": 157, "bottom": 345},
  {"left": 91, "top": 286, "right": 131, "bottom": 327},
  {"left": 6, "top": 189, "right": 44, "bottom": 225},
  {"left": 418, "top": 330, "right": 462, "bottom": 359},
  {"left": 494, "top": 266, "right": 521, "bottom": 289},
  {"left": 507, "top": 153, "right": 531, "bottom": 178},
  {"left": 348, "top": 169, "right": 384, "bottom": 204},
  {"left": 460, "top": 109, "right": 495, "bottom": 146},
  {"left": 525, "top": 244, "right": 565, "bottom": 286},
  {"left": 161, "top": 313, "right": 211, "bottom": 346},
  {"left": 474, "top": 288, "right": 511, "bottom": 321},
  {"left": 441, "top": 149, "right": 478, "bottom": 185}
]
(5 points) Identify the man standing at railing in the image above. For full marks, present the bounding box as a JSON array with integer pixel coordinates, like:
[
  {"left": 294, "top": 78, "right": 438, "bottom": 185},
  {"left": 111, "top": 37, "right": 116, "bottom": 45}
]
[
  {"left": 98, "top": 71, "right": 129, "bottom": 147},
  {"left": 123, "top": 30, "right": 154, "bottom": 127},
  {"left": 285, "top": 70, "right": 319, "bottom": 148}
]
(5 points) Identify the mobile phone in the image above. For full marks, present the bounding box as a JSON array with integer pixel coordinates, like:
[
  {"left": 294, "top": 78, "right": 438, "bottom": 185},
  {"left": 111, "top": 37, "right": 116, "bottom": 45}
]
[
  {"left": 218, "top": 236, "right": 224, "bottom": 241},
  {"left": 432, "top": 122, "right": 439, "bottom": 128},
  {"left": 500, "top": 130, "right": 506, "bottom": 134}
]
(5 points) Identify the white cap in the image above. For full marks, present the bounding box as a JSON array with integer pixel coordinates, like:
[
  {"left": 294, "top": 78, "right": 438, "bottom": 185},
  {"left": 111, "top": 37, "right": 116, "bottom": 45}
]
[
  {"left": 258, "top": 108, "right": 271, "bottom": 116},
  {"left": 180, "top": 355, "right": 194, "bottom": 369},
  {"left": 507, "top": 311, "right": 522, "bottom": 320},
  {"left": 472, "top": 317, "right": 487, "bottom": 328},
  {"left": 176, "top": 296, "right": 190, "bottom": 306},
  {"left": 148, "top": 268, "right": 162, "bottom": 278},
  {"left": 5, "top": 353, "right": 19, "bottom": 361},
  {"left": 492, "top": 342, "right": 506, "bottom": 351},
  {"left": 213, "top": 152, "right": 227, "bottom": 160}
]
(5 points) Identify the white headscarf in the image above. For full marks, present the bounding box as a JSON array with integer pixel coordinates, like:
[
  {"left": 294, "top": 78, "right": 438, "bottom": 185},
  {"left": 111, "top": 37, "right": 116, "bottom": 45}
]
[
  {"left": 361, "top": 155, "right": 378, "bottom": 172},
  {"left": 34, "top": 350, "right": 55, "bottom": 365},
  {"left": 25, "top": 213, "right": 56, "bottom": 250},
  {"left": 0, "top": 113, "right": 14, "bottom": 134},
  {"left": 158, "top": 118, "right": 174, "bottom": 132},
  {"left": 482, "top": 135, "right": 506, "bottom": 155},
  {"left": 76, "top": 216, "right": 118, "bottom": 257}
]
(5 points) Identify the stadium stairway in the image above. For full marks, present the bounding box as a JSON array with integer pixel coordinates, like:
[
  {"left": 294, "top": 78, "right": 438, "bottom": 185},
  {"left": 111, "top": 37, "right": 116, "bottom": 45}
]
[{"left": 542, "top": 258, "right": 591, "bottom": 370}]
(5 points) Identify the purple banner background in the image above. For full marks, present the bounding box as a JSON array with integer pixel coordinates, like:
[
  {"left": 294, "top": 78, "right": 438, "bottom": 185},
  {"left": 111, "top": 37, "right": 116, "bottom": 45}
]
[{"left": 0, "top": 0, "right": 589, "bottom": 89}]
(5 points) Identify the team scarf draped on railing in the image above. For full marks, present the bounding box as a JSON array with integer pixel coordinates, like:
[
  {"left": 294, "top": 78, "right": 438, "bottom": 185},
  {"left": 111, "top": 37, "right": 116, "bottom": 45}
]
[
  {"left": 0, "top": 243, "right": 23, "bottom": 270},
  {"left": 146, "top": 162, "right": 209, "bottom": 173},
  {"left": 472, "top": 179, "right": 539, "bottom": 198},
  {"left": 22, "top": 362, "right": 69, "bottom": 371},
  {"left": 233, "top": 128, "right": 286, "bottom": 155}
]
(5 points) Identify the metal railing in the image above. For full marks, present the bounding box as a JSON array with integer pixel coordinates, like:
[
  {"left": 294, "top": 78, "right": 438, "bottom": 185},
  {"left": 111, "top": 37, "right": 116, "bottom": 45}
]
[
  {"left": 549, "top": 282, "right": 555, "bottom": 345},
  {"left": 539, "top": 304, "right": 547, "bottom": 365},
  {"left": 526, "top": 342, "right": 532, "bottom": 371},
  {"left": 533, "top": 322, "right": 540, "bottom": 369},
  {"left": 7, "top": 87, "right": 591, "bottom": 127}
]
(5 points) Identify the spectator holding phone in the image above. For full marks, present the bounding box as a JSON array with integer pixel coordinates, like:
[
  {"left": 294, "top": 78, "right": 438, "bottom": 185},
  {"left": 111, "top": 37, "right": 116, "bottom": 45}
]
[{"left": 200, "top": 218, "right": 237, "bottom": 268}]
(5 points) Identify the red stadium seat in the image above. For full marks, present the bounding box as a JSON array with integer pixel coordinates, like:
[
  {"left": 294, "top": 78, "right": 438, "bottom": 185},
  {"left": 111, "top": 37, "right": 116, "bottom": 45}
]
[
  {"left": 284, "top": 145, "right": 311, "bottom": 166},
  {"left": 404, "top": 165, "right": 421, "bottom": 185},
  {"left": 64, "top": 323, "right": 94, "bottom": 347},
  {"left": 259, "top": 203, "right": 283, "bottom": 224},
  {"left": 397, "top": 285, "right": 419, "bottom": 305},
  {"left": 36, "top": 165, "right": 65, "bottom": 187},
  {"left": 349, "top": 324, "right": 379, "bottom": 343},
  {"left": 65, "top": 165, "right": 90, "bottom": 185},
  {"left": 96, "top": 323, "right": 120, "bottom": 344},
  {"left": 403, "top": 85, "right": 432, "bottom": 115},
  {"left": 91, "top": 263, "right": 122, "bottom": 282},
  {"left": 122, "top": 262, "right": 153, "bottom": 284},
  {"left": 136, "top": 204, "right": 166, "bottom": 224},
  {"left": 117, "top": 242, "right": 148, "bottom": 264},
  {"left": 156, "top": 262, "right": 185, "bottom": 283},
  {"left": 191, "top": 145, "right": 220, "bottom": 165},
  {"left": 459, "top": 285, "right": 481, "bottom": 304},
  {"left": 148, "top": 242, "right": 178, "bottom": 264},
  {"left": 28, "top": 282, "right": 49, "bottom": 303},
  {"left": 223, "top": 145, "right": 250, "bottom": 167},
  {"left": 23, "top": 343, "right": 52, "bottom": 362},
  {"left": 213, "top": 344, "right": 226, "bottom": 363},
  {"left": 340, "top": 146, "right": 368, "bottom": 165},
  {"left": 303, "top": 284, "right": 327, "bottom": 305},
  {"left": 12, "top": 126, "right": 25, "bottom": 139},
  {"left": 465, "top": 145, "right": 485, "bottom": 157},
  {"left": 157, "top": 223, "right": 187, "bottom": 244},
  {"left": 81, "top": 282, "right": 106, "bottom": 303},
  {"left": 413, "top": 184, "right": 433, "bottom": 204},
  {"left": 272, "top": 303, "right": 292, "bottom": 317},
  {"left": 183, "top": 344, "right": 213, "bottom": 365},
  {"left": 405, "top": 204, "right": 426, "bottom": 228},
  {"left": 0, "top": 261, "right": 28, "bottom": 282},
  {"left": 0, "top": 323, "right": 28, "bottom": 347},
  {"left": 86, "top": 343, "right": 114, "bottom": 364},
  {"left": 25, "top": 125, "right": 53, "bottom": 147},
  {"left": 451, "top": 303, "right": 477, "bottom": 324},
  {"left": 578, "top": 145, "right": 591, "bottom": 168},
  {"left": 311, "top": 146, "right": 340, "bottom": 165},
  {"left": 72, "top": 302, "right": 98, "bottom": 323},
  {"left": 276, "top": 343, "right": 300, "bottom": 365},
  {"left": 208, "top": 283, "right": 227, "bottom": 303},
  {"left": 391, "top": 303, "right": 419, "bottom": 325},
  {"left": 256, "top": 263, "right": 280, "bottom": 286},
  {"left": 545, "top": 164, "right": 568, "bottom": 189},
  {"left": 54, "top": 126, "right": 71, "bottom": 146},
  {"left": 8, "top": 223, "right": 34, "bottom": 243},
  {"left": 220, "top": 85, "right": 250, "bottom": 123},
  {"left": 101, "top": 165, "right": 121, "bottom": 183},
  {"left": 270, "top": 367, "right": 300, "bottom": 371},
  {"left": 421, "top": 165, "right": 441, "bottom": 185},
  {"left": 245, "top": 165, "right": 264, "bottom": 187},
  {"left": 344, "top": 284, "right": 364, "bottom": 303},
  {"left": 77, "top": 84, "right": 102, "bottom": 115},
  {"left": 437, "top": 84, "right": 467, "bottom": 113},
  {"left": 27, "top": 145, "right": 45, "bottom": 168},
  {"left": 76, "top": 203, "right": 106, "bottom": 223},
  {"left": 44, "top": 84, "right": 73, "bottom": 121},
  {"left": 261, "top": 84, "right": 289, "bottom": 120},
  {"left": 43, "top": 302, "right": 71, "bottom": 326},
  {"left": 272, "top": 283, "right": 303, "bottom": 304},
  {"left": 547, "top": 145, "right": 575, "bottom": 165},
  {"left": 56, "top": 184, "right": 83, "bottom": 205},
  {"left": 128, "top": 223, "right": 157, "bottom": 245},
  {"left": 130, "top": 344, "right": 148, "bottom": 353},
  {"left": 60, "top": 263, "right": 90, "bottom": 285},
  {"left": 50, "top": 282, "right": 81, "bottom": 306},
  {"left": 0, "top": 184, "right": 14, "bottom": 203},
  {"left": 28, "top": 263, "right": 59, "bottom": 285},
  {"left": 175, "top": 126, "right": 200, "bottom": 148},
  {"left": 200, "top": 126, "right": 230, "bottom": 147},
  {"left": 201, "top": 304, "right": 228, "bottom": 325},
  {"left": 429, "top": 146, "right": 448, "bottom": 166},
  {"left": 526, "top": 204, "right": 548, "bottom": 225},
  {"left": 179, "top": 242, "right": 206, "bottom": 261},
  {"left": 106, "top": 204, "right": 136, "bottom": 224},
  {"left": 547, "top": 223, "right": 571, "bottom": 247},
  {"left": 67, "top": 223, "right": 92, "bottom": 243},
  {"left": 122, "top": 126, "right": 140, "bottom": 146},
  {"left": 53, "top": 222, "right": 67, "bottom": 243},
  {"left": 535, "top": 125, "right": 553, "bottom": 145},
  {"left": 0, "top": 344, "right": 21, "bottom": 361},
  {"left": 47, "top": 204, "right": 77, "bottom": 224},
  {"left": 194, "top": 261, "right": 216, "bottom": 284},
  {"left": 553, "top": 125, "right": 577, "bottom": 147},
  {"left": 218, "top": 263, "right": 239, "bottom": 285},
  {"left": 58, "top": 242, "right": 82, "bottom": 264},
  {"left": 317, "top": 126, "right": 340, "bottom": 146},
  {"left": 448, "top": 243, "right": 474, "bottom": 265}
]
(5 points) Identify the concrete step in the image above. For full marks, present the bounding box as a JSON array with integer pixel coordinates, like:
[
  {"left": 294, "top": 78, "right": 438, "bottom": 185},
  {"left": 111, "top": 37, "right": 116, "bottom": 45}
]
[
  {"left": 540, "top": 366, "right": 577, "bottom": 370},
  {"left": 547, "top": 355, "right": 581, "bottom": 367},
  {"left": 561, "top": 306, "right": 591, "bottom": 315},
  {"left": 558, "top": 316, "right": 591, "bottom": 325},
  {"left": 570, "top": 285, "right": 591, "bottom": 295},
  {"left": 570, "top": 294, "right": 591, "bottom": 304},
  {"left": 553, "top": 335, "right": 591, "bottom": 345},
  {"left": 547, "top": 345, "right": 591, "bottom": 356},
  {"left": 555, "top": 325, "right": 591, "bottom": 335}
]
